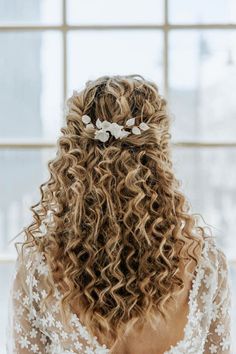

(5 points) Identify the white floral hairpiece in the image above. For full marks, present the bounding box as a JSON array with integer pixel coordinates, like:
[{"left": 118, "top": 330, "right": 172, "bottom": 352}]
[{"left": 81, "top": 115, "right": 150, "bottom": 143}]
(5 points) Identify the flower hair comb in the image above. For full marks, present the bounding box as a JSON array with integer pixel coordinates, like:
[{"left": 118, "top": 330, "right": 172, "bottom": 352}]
[{"left": 81, "top": 115, "right": 150, "bottom": 142}]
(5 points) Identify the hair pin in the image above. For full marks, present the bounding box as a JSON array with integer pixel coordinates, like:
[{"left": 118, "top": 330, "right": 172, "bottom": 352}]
[{"left": 81, "top": 115, "right": 149, "bottom": 143}]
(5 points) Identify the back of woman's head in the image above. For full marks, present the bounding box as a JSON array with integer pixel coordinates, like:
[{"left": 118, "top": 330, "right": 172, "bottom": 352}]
[{"left": 22, "top": 74, "right": 204, "bottom": 349}]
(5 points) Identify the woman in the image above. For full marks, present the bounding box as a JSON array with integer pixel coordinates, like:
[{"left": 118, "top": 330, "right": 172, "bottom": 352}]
[{"left": 7, "top": 75, "right": 231, "bottom": 354}]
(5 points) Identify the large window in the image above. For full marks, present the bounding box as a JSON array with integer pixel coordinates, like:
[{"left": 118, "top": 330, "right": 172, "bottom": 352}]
[{"left": 0, "top": 0, "right": 236, "bottom": 352}]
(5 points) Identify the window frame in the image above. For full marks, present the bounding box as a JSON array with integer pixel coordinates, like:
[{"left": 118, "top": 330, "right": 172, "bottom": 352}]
[{"left": 0, "top": 0, "right": 236, "bottom": 263}]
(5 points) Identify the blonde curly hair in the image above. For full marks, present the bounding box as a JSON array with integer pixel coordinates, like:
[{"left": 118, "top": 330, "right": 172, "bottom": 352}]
[{"left": 21, "top": 74, "right": 205, "bottom": 350}]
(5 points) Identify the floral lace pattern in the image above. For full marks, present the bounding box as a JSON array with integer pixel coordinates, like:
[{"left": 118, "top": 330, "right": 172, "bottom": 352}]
[
  {"left": 6, "top": 237, "right": 232, "bottom": 354},
  {"left": 164, "top": 238, "right": 232, "bottom": 354}
]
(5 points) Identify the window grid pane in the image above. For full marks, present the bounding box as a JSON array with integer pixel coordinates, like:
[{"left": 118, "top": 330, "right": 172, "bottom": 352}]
[
  {"left": 169, "top": 29, "right": 236, "bottom": 141},
  {"left": 67, "top": 30, "right": 164, "bottom": 96},
  {"left": 0, "top": 0, "right": 62, "bottom": 25},
  {"left": 169, "top": 0, "right": 236, "bottom": 24},
  {"left": 0, "top": 31, "right": 63, "bottom": 140},
  {"left": 67, "top": 0, "right": 164, "bottom": 25}
]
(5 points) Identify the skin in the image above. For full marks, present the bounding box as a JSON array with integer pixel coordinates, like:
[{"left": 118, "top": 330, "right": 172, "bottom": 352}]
[
  {"left": 110, "top": 280, "right": 192, "bottom": 354},
  {"left": 108, "top": 236, "right": 204, "bottom": 354}
]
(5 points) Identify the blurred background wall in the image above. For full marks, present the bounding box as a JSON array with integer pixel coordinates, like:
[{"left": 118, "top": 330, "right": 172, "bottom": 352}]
[{"left": 0, "top": 0, "right": 236, "bottom": 352}]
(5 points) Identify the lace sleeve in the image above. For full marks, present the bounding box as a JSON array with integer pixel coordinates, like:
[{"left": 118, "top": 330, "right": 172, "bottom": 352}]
[
  {"left": 204, "top": 249, "right": 232, "bottom": 354},
  {"left": 6, "top": 248, "right": 48, "bottom": 354}
]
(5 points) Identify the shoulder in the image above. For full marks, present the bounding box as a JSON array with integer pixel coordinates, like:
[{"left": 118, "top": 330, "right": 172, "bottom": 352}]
[
  {"left": 194, "top": 236, "right": 229, "bottom": 288},
  {"left": 213, "top": 244, "right": 230, "bottom": 297},
  {"left": 16, "top": 242, "right": 45, "bottom": 263},
  {"left": 202, "top": 236, "right": 227, "bottom": 266},
  {"left": 216, "top": 246, "right": 229, "bottom": 271},
  {"left": 202, "top": 237, "right": 230, "bottom": 296},
  {"left": 14, "top": 243, "right": 49, "bottom": 283},
  {"left": 206, "top": 237, "right": 229, "bottom": 272}
]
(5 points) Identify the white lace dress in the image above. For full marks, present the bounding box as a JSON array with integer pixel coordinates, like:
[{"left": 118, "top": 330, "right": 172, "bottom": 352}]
[{"left": 6, "top": 237, "right": 232, "bottom": 354}]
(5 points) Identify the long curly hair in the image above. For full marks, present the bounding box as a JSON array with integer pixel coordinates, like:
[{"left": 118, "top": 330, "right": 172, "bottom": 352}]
[{"left": 20, "top": 74, "right": 206, "bottom": 350}]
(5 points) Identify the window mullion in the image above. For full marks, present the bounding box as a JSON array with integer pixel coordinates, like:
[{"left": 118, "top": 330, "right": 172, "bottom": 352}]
[
  {"left": 1, "top": 141, "right": 236, "bottom": 149},
  {"left": 163, "top": 0, "right": 169, "bottom": 99},
  {"left": 62, "top": 0, "right": 68, "bottom": 127}
]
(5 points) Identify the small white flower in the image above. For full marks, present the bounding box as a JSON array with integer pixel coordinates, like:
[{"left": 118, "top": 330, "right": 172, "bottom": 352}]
[
  {"left": 14, "top": 289, "right": 22, "bottom": 301},
  {"left": 38, "top": 263, "right": 49, "bottom": 276},
  {"left": 209, "top": 344, "right": 217, "bottom": 353},
  {"left": 31, "top": 344, "right": 39, "bottom": 353},
  {"left": 28, "top": 308, "right": 36, "bottom": 321},
  {"left": 132, "top": 126, "right": 141, "bottom": 135},
  {"left": 94, "top": 130, "right": 110, "bottom": 142},
  {"left": 41, "top": 316, "right": 48, "bottom": 327},
  {"left": 32, "top": 317, "right": 41, "bottom": 328},
  {"left": 82, "top": 115, "right": 91, "bottom": 124},
  {"left": 15, "top": 323, "right": 22, "bottom": 334},
  {"left": 32, "top": 292, "right": 40, "bottom": 303},
  {"left": 55, "top": 321, "right": 63, "bottom": 330},
  {"left": 16, "top": 305, "right": 24, "bottom": 316},
  {"left": 31, "top": 275, "right": 38, "bottom": 287},
  {"left": 200, "top": 291, "right": 209, "bottom": 304},
  {"left": 101, "top": 120, "right": 111, "bottom": 130},
  {"left": 60, "top": 331, "right": 68, "bottom": 339},
  {"left": 51, "top": 303, "right": 60, "bottom": 313},
  {"left": 41, "top": 289, "right": 48, "bottom": 299},
  {"left": 47, "top": 313, "right": 55, "bottom": 326},
  {"left": 30, "top": 328, "right": 38, "bottom": 338},
  {"left": 193, "top": 309, "right": 203, "bottom": 322},
  {"left": 126, "top": 117, "right": 135, "bottom": 126},
  {"left": 19, "top": 336, "right": 30, "bottom": 349},
  {"left": 139, "top": 122, "right": 149, "bottom": 131},
  {"left": 215, "top": 323, "right": 225, "bottom": 336},
  {"left": 26, "top": 275, "right": 31, "bottom": 286},
  {"left": 108, "top": 122, "right": 124, "bottom": 139},
  {"left": 220, "top": 337, "right": 231, "bottom": 350}
]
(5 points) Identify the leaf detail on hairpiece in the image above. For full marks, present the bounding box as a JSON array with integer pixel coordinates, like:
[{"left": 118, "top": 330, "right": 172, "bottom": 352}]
[
  {"left": 132, "top": 127, "right": 141, "bottom": 135},
  {"left": 82, "top": 115, "right": 91, "bottom": 124},
  {"left": 126, "top": 118, "right": 135, "bottom": 126},
  {"left": 94, "top": 130, "right": 110, "bottom": 142},
  {"left": 119, "top": 130, "right": 130, "bottom": 139},
  {"left": 108, "top": 122, "right": 124, "bottom": 139},
  {"left": 96, "top": 118, "right": 102, "bottom": 129},
  {"left": 139, "top": 122, "right": 150, "bottom": 131}
]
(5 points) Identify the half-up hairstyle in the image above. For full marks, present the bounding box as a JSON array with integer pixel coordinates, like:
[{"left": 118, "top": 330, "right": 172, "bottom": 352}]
[{"left": 20, "top": 74, "right": 206, "bottom": 350}]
